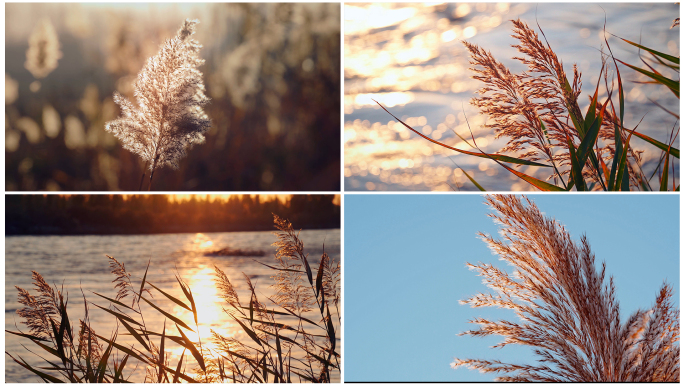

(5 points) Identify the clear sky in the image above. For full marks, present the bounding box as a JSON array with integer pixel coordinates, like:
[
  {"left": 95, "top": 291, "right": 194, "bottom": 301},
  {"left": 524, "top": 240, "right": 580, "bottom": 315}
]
[{"left": 343, "top": 193, "right": 680, "bottom": 382}]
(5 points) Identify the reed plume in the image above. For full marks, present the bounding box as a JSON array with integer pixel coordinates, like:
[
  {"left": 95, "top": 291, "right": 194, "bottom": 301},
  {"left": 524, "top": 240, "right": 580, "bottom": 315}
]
[
  {"left": 453, "top": 195, "right": 679, "bottom": 381},
  {"left": 25, "top": 18, "right": 62, "bottom": 79},
  {"left": 105, "top": 19, "right": 211, "bottom": 190},
  {"left": 15, "top": 271, "right": 60, "bottom": 340},
  {"left": 209, "top": 215, "right": 340, "bottom": 382},
  {"left": 272, "top": 214, "right": 316, "bottom": 314},
  {"left": 464, "top": 20, "right": 619, "bottom": 187}
]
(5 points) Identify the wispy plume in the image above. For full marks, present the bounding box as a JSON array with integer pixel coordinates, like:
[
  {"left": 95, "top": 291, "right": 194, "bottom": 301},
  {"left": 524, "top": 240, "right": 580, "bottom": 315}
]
[
  {"left": 105, "top": 19, "right": 211, "bottom": 190},
  {"left": 25, "top": 18, "right": 62, "bottom": 79},
  {"left": 453, "top": 195, "right": 680, "bottom": 381}
]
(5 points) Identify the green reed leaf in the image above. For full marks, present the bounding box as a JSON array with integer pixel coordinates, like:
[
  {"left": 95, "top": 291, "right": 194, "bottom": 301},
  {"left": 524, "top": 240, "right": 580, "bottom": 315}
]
[
  {"left": 616, "top": 35, "right": 680, "bottom": 64},
  {"left": 625, "top": 129, "right": 680, "bottom": 158},
  {"left": 660, "top": 150, "right": 670, "bottom": 191},
  {"left": 617, "top": 59, "right": 679, "bottom": 98},
  {"left": 615, "top": 129, "right": 635, "bottom": 191},
  {"left": 375, "top": 100, "right": 551, "bottom": 167}
]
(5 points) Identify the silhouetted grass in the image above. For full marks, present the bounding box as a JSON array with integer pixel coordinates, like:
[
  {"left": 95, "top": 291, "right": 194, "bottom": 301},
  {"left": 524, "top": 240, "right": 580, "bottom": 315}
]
[{"left": 6, "top": 215, "right": 340, "bottom": 383}]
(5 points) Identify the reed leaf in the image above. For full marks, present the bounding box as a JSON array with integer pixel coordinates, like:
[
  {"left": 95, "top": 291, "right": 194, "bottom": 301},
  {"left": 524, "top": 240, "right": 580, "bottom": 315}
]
[
  {"left": 147, "top": 281, "right": 192, "bottom": 312},
  {"left": 616, "top": 59, "right": 679, "bottom": 98},
  {"left": 615, "top": 35, "right": 680, "bottom": 64},
  {"left": 92, "top": 292, "right": 139, "bottom": 314},
  {"left": 137, "top": 295, "right": 193, "bottom": 331},
  {"left": 137, "top": 259, "right": 150, "bottom": 306},
  {"left": 175, "top": 324, "right": 205, "bottom": 372},
  {"left": 660, "top": 149, "right": 671, "bottom": 191},
  {"left": 375, "top": 101, "right": 550, "bottom": 167},
  {"left": 92, "top": 303, "right": 143, "bottom": 327},
  {"left": 118, "top": 318, "right": 149, "bottom": 351},
  {"left": 7, "top": 353, "right": 65, "bottom": 383}
]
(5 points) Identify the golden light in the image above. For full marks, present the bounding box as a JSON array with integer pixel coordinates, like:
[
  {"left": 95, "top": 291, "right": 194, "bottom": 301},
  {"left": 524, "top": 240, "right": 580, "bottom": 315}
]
[
  {"left": 169, "top": 265, "right": 236, "bottom": 359},
  {"left": 190, "top": 233, "right": 214, "bottom": 251}
]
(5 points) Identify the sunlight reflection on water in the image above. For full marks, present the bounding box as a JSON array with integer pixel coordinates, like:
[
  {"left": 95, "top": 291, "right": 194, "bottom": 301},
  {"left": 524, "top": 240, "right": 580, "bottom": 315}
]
[
  {"left": 5, "top": 229, "right": 340, "bottom": 382},
  {"left": 344, "top": 3, "right": 680, "bottom": 191}
]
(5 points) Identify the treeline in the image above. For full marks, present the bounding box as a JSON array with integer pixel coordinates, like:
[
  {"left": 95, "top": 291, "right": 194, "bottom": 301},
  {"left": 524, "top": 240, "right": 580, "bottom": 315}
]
[{"left": 6, "top": 195, "right": 340, "bottom": 235}]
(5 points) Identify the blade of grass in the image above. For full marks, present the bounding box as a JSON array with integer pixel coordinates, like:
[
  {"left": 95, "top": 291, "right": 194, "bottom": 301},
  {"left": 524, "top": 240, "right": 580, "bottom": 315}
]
[
  {"left": 615, "top": 128, "right": 636, "bottom": 190},
  {"left": 175, "top": 324, "right": 205, "bottom": 372},
  {"left": 625, "top": 129, "right": 680, "bottom": 158},
  {"left": 137, "top": 259, "right": 150, "bottom": 306},
  {"left": 147, "top": 281, "right": 192, "bottom": 312},
  {"left": 6, "top": 353, "right": 65, "bottom": 383},
  {"left": 375, "top": 100, "right": 551, "bottom": 167},
  {"left": 157, "top": 319, "right": 166, "bottom": 383},
  {"left": 315, "top": 257, "right": 325, "bottom": 299},
  {"left": 93, "top": 332, "right": 152, "bottom": 365},
  {"left": 172, "top": 349, "right": 185, "bottom": 383},
  {"left": 175, "top": 275, "right": 198, "bottom": 325},
  {"left": 230, "top": 314, "right": 263, "bottom": 347},
  {"left": 118, "top": 318, "right": 150, "bottom": 351},
  {"left": 137, "top": 294, "right": 193, "bottom": 331},
  {"left": 616, "top": 59, "right": 679, "bottom": 98},
  {"left": 96, "top": 336, "right": 115, "bottom": 383},
  {"left": 614, "top": 35, "right": 680, "bottom": 64},
  {"left": 114, "top": 354, "right": 129, "bottom": 383},
  {"left": 660, "top": 149, "right": 671, "bottom": 191},
  {"left": 566, "top": 136, "right": 586, "bottom": 191},
  {"left": 92, "top": 303, "right": 143, "bottom": 327},
  {"left": 92, "top": 292, "right": 140, "bottom": 314}
]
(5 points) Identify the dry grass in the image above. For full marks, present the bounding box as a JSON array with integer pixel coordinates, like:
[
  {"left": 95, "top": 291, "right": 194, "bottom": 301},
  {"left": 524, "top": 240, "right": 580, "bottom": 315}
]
[{"left": 453, "top": 195, "right": 679, "bottom": 381}]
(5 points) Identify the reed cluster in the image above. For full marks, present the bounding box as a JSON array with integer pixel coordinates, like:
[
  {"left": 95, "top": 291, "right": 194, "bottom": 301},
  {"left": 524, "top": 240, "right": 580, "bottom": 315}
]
[
  {"left": 7, "top": 216, "right": 340, "bottom": 383},
  {"left": 378, "top": 18, "right": 679, "bottom": 191},
  {"left": 453, "top": 195, "right": 679, "bottom": 381}
]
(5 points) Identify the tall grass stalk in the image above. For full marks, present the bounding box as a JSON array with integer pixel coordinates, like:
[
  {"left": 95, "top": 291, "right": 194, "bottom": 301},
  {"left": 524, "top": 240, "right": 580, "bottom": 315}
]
[
  {"left": 6, "top": 216, "right": 340, "bottom": 383},
  {"left": 378, "top": 19, "right": 679, "bottom": 191},
  {"left": 453, "top": 195, "right": 679, "bottom": 381}
]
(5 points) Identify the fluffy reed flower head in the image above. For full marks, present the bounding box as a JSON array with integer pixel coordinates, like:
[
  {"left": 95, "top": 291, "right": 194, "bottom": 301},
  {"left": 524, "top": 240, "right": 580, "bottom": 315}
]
[
  {"left": 453, "top": 195, "right": 679, "bottom": 381},
  {"left": 25, "top": 18, "right": 62, "bottom": 79},
  {"left": 464, "top": 20, "right": 625, "bottom": 187},
  {"left": 105, "top": 19, "right": 211, "bottom": 172}
]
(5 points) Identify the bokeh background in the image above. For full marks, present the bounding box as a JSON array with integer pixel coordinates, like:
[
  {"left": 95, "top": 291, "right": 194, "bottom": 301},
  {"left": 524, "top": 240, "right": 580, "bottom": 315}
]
[
  {"left": 6, "top": 3, "right": 341, "bottom": 191},
  {"left": 344, "top": 3, "right": 680, "bottom": 191}
]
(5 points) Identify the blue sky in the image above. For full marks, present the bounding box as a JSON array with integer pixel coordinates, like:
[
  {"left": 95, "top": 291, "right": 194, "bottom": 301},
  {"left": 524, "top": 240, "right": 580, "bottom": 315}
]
[{"left": 343, "top": 194, "right": 680, "bottom": 382}]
